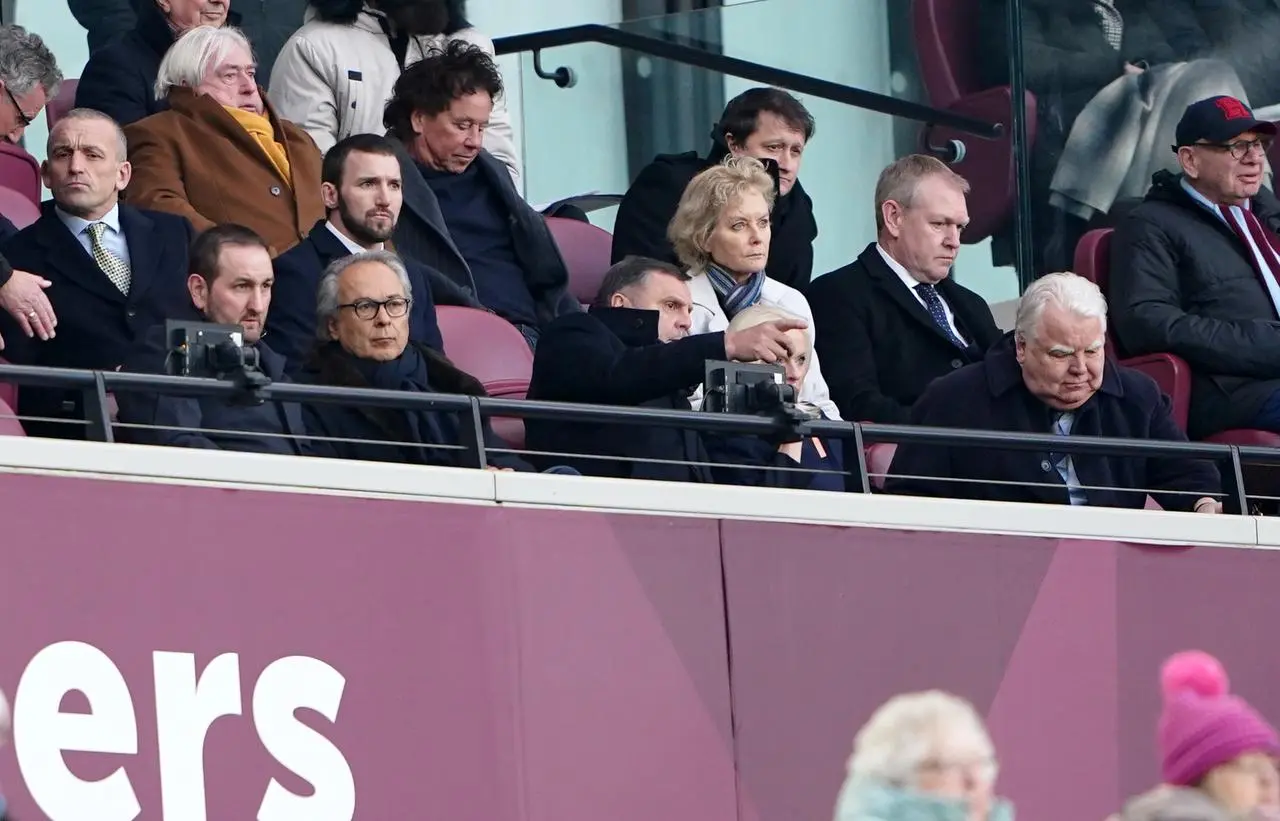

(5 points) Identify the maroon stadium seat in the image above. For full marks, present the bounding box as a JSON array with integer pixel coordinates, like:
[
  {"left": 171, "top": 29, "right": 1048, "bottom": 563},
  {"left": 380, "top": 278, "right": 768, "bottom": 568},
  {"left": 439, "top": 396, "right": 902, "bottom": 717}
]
[
  {"left": 0, "top": 392, "right": 24, "bottom": 436},
  {"left": 46, "top": 78, "right": 77, "bottom": 131},
  {"left": 0, "top": 355, "right": 15, "bottom": 411},
  {"left": 1074, "top": 228, "right": 1280, "bottom": 452},
  {"left": 866, "top": 442, "right": 897, "bottom": 491},
  {"left": 0, "top": 142, "right": 39, "bottom": 206},
  {"left": 0, "top": 184, "right": 39, "bottom": 231},
  {"left": 435, "top": 306, "right": 532, "bottom": 450},
  {"left": 912, "top": 0, "right": 1037, "bottom": 244},
  {"left": 545, "top": 216, "right": 612, "bottom": 305}
]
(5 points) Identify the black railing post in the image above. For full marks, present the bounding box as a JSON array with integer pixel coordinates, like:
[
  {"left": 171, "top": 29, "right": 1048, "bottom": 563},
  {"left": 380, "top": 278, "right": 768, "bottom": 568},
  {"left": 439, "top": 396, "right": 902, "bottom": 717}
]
[
  {"left": 852, "top": 423, "right": 872, "bottom": 495},
  {"left": 1006, "top": 0, "right": 1036, "bottom": 291},
  {"left": 1228, "top": 446, "right": 1250, "bottom": 515},
  {"left": 457, "top": 397, "right": 488, "bottom": 470},
  {"left": 82, "top": 371, "right": 114, "bottom": 443}
]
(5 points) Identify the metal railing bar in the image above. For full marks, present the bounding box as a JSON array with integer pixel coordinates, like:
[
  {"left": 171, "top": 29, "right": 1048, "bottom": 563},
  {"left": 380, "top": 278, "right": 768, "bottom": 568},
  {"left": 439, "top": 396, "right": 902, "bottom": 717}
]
[{"left": 491, "top": 24, "right": 1002, "bottom": 138}]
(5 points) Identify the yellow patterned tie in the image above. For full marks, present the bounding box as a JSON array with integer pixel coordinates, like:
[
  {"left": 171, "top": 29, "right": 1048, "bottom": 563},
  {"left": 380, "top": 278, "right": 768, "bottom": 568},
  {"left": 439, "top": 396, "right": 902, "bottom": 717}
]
[{"left": 87, "top": 222, "right": 131, "bottom": 295}]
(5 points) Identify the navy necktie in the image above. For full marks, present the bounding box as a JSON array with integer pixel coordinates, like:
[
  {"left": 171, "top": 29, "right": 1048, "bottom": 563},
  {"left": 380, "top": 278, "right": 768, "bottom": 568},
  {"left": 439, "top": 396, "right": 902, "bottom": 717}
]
[{"left": 914, "top": 283, "right": 966, "bottom": 348}]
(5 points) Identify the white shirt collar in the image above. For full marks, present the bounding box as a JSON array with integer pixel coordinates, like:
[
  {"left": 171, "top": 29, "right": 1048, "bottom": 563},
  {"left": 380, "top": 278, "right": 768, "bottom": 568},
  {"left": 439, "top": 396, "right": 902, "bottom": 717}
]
[
  {"left": 325, "top": 220, "right": 383, "bottom": 255},
  {"left": 57, "top": 201, "right": 122, "bottom": 237},
  {"left": 1180, "top": 176, "right": 1250, "bottom": 213},
  {"left": 875, "top": 243, "right": 931, "bottom": 294}
]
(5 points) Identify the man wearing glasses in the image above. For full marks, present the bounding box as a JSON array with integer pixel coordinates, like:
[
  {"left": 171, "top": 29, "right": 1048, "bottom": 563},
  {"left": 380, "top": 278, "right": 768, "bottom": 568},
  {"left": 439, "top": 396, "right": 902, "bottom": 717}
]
[
  {"left": 1111, "top": 95, "right": 1280, "bottom": 438},
  {"left": 0, "top": 24, "right": 63, "bottom": 352}
]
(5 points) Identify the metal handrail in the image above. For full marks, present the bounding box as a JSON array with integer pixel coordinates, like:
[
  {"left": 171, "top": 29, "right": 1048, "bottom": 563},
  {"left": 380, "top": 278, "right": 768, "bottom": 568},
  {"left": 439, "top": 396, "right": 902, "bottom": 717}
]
[
  {"left": 0, "top": 362, "right": 1262, "bottom": 512},
  {"left": 492, "top": 23, "right": 1002, "bottom": 140}
]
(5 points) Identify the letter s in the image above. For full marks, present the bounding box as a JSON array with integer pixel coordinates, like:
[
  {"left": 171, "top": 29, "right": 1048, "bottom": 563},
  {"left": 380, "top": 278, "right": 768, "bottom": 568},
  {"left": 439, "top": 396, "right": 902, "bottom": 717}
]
[{"left": 253, "top": 657, "right": 354, "bottom": 821}]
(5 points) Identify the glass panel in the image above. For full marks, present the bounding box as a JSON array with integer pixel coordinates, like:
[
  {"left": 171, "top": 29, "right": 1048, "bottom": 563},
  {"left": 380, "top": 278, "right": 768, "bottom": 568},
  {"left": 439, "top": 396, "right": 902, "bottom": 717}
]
[
  {"left": 511, "top": 0, "right": 1020, "bottom": 306},
  {"left": 1008, "top": 0, "right": 1276, "bottom": 280}
]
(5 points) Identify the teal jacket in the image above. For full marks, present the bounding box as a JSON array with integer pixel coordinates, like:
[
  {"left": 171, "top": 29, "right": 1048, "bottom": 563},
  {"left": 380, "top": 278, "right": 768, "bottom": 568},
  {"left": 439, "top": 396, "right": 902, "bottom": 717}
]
[{"left": 834, "top": 780, "right": 1015, "bottom": 821}]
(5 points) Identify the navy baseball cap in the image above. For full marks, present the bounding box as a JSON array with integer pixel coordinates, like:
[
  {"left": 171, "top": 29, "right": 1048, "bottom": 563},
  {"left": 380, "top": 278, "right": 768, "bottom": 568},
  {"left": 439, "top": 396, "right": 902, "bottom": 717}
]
[{"left": 1174, "top": 96, "right": 1277, "bottom": 149}]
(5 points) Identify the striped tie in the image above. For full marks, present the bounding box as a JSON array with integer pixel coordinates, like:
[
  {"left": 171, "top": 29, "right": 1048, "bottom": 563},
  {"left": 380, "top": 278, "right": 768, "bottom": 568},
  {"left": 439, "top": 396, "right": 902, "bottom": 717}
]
[{"left": 87, "top": 222, "right": 131, "bottom": 295}]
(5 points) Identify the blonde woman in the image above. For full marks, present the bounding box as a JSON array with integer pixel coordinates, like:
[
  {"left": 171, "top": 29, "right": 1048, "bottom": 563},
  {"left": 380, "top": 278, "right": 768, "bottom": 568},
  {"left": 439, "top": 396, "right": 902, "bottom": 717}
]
[
  {"left": 668, "top": 155, "right": 840, "bottom": 419},
  {"left": 833, "top": 690, "right": 1014, "bottom": 821},
  {"left": 727, "top": 303, "right": 844, "bottom": 491}
]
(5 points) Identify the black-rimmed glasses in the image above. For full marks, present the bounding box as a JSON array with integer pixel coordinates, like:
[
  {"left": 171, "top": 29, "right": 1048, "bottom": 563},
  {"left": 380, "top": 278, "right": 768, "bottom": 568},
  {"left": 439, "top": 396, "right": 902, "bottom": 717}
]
[
  {"left": 2, "top": 82, "right": 32, "bottom": 128},
  {"left": 338, "top": 297, "right": 412, "bottom": 320},
  {"left": 1198, "top": 137, "right": 1273, "bottom": 160}
]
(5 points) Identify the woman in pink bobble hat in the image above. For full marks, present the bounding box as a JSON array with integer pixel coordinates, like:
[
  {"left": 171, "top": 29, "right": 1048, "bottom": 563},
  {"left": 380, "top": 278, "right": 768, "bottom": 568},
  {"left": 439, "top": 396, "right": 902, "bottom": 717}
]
[{"left": 1114, "top": 651, "right": 1280, "bottom": 821}]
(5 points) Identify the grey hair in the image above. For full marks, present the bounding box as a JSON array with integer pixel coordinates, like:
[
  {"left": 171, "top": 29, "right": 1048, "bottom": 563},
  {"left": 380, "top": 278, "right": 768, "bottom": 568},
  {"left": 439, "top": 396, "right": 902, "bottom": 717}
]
[
  {"left": 50, "top": 108, "right": 128, "bottom": 161},
  {"left": 0, "top": 24, "right": 62, "bottom": 100},
  {"left": 1014, "top": 271, "right": 1108, "bottom": 343},
  {"left": 315, "top": 250, "right": 413, "bottom": 339},
  {"left": 154, "top": 25, "right": 254, "bottom": 101},
  {"left": 844, "top": 690, "right": 997, "bottom": 789}
]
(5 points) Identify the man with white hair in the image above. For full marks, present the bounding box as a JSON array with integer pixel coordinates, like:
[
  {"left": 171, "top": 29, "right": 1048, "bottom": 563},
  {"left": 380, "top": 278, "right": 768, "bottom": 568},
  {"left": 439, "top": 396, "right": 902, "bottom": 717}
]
[
  {"left": 124, "top": 25, "right": 324, "bottom": 257},
  {"left": 885, "top": 272, "right": 1222, "bottom": 511}
]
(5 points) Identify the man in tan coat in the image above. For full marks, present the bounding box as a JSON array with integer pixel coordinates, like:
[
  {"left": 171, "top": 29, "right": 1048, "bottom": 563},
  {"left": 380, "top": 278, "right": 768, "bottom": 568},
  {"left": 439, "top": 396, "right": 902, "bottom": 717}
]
[{"left": 124, "top": 24, "right": 324, "bottom": 257}]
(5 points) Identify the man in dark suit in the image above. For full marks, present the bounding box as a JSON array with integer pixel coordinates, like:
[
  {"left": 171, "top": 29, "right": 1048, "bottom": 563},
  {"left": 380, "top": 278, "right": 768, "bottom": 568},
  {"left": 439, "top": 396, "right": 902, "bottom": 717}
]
[
  {"left": 116, "top": 224, "right": 310, "bottom": 454},
  {"left": 611, "top": 87, "right": 819, "bottom": 291},
  {"left": 270, "top": 133, "right": 448, "bottom": 374},
  {"left": 527, "top": 256, "right": 812, "bottom": 486},
  {"left": 382, "top": 40, "right": 579, "bottom": 349},
  {"left": 885, "top": 273, "right": 1222, "bottom": 511},
  {"left": 807, "top": 155, "right": 1003, "bottom": 424},
  {"left": 0, "top": 108, "right": 193, "bottom": 438}
]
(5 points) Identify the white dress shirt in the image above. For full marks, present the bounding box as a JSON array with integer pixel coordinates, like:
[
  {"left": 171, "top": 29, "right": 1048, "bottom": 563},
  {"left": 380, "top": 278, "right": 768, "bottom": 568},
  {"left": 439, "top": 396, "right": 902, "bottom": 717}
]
[
  {"left": 875, "top": 243, "right": 966, "bottom": 344},
  {"left": 57, "top": 202, "right": 132, "bottom": 269},
  {"left": 324, "top": 220, "right": 383, "bottom": 255}
]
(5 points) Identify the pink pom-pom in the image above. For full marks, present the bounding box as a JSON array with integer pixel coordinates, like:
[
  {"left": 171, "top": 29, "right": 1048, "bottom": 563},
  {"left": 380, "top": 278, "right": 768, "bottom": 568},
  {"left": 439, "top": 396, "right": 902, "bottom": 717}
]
[{"left": 1161, "top": 651, "right": 1229, "bottom": 701}]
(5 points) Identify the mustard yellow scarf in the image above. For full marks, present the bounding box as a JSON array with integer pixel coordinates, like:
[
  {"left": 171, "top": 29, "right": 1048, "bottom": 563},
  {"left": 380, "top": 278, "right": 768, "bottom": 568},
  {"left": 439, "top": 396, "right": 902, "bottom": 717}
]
[{"left": 224, "top": 106, "right": 291, "bottom": 185}]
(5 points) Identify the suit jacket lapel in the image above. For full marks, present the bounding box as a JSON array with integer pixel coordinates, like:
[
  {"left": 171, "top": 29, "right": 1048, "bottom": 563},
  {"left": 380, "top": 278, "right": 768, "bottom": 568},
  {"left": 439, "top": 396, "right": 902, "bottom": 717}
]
[
  {"left": 308, "top": 223, "right": 352, "bottom": 267},
  {"left": 35, "top": 206, "right": 127, "bottom": 305},
  {"left": 118, "top": 205, "right": 156, "bottom": 303},
  {"left": 388, "top": 137, "right": 468, "bottom": 267},
  {"left": 861, "top": 246, "right": 959, "bottom": 347}
]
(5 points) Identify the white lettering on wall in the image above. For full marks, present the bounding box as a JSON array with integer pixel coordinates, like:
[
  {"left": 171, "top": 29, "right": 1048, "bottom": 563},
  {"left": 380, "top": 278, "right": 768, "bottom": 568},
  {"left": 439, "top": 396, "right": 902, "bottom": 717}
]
[
  {"left": 13, "top": 641, "right": 142, "bottom": 821},
  {"left": 254, "top": 657, "right": 355, "bottom": 821},
  {"left": 10, "top": 641, "right": 354, "bottom": 821},
  {"left": 154, "top": 652, "right": 243, "bottom": 821}
]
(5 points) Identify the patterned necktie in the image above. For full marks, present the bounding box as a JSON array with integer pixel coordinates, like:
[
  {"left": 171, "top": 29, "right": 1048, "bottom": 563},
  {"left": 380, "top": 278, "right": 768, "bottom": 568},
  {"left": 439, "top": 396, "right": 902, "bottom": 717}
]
[
  {"left": 914, "top": 283, "right": 966, "bottom": 348},
  {"left": 87, "top": 222, "right": 131, "bottom": 295}
]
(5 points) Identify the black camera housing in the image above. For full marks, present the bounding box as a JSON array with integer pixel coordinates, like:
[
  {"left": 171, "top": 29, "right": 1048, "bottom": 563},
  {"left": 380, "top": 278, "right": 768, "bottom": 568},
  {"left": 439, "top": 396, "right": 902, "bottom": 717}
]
[
  {"left": 165, "top": 320, "right": 261, "bottom": 378},
  {"left": 702, "top": 360, "right": 796, "bottom": 415}
]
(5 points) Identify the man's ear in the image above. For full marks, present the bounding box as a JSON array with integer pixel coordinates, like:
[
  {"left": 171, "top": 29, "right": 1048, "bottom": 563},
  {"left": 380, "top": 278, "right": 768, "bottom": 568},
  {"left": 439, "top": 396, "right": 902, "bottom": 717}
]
[{"left": 187, "top": 273, "right": 209, "bottom": 312}]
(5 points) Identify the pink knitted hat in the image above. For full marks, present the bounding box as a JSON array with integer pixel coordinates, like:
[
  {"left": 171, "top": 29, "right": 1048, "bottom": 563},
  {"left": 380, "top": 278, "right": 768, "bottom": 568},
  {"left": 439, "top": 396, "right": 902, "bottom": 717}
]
[{"left": 1159, "top": 650, "right": 1280, "bottom": 786}]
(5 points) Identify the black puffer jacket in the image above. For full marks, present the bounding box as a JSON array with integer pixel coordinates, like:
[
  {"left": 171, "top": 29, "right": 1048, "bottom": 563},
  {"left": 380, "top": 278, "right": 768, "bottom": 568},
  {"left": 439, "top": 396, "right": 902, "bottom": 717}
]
[{"left": 1110, "top": 170, "right": 1280, "bottom": 437}]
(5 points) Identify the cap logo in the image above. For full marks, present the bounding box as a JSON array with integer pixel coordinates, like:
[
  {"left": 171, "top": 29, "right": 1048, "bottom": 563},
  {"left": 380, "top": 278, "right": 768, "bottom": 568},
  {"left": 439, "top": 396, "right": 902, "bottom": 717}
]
[{"left": 1216, "top": 97, "right": 1252, "bottom": 120}]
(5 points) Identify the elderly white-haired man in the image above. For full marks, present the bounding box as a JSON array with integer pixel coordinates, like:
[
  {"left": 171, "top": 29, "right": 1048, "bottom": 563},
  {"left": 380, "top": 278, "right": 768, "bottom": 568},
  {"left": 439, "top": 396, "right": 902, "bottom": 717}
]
[
  {"left": 123, "top": 25, "right": 324, "bottom": 257},
  {"left": 884, "top": 272, "right": 1223, "bottom": 511},
  {"left": 833, "top": 690, "right": 1013, "bottom": 821}
]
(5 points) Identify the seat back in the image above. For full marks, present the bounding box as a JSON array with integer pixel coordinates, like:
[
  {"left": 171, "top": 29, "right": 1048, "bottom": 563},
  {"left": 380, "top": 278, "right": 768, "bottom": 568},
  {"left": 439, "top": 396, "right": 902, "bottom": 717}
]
[
  {"left": 0, "top": 355, "right": 17, "bottom": 411},
  {"left": 1072, "top": 228, "right": 1120, "bottom": 350},
  {"left": 1122, "top": 353, "right": 1191, "bottom": 431},
  {"left": 0, "top": 393, "right": 25, "bottom": 437},
  {"left": 435, "top": 306, "right": 533, "bottom": 451},
  {"left": 46, "top": 78, "right": 78, "bottom": 131},
  {"left": 912, "top": 0, "right": 984, "bottom": 108},
  {"left": 0, "top": 142, "right": 39, "bottom": 206},
  {"left": 0, "top": 184, "right": 39, "bottom": 230},
  {"left": 546, "top": 216, "right": 613, "bottom": 305}
]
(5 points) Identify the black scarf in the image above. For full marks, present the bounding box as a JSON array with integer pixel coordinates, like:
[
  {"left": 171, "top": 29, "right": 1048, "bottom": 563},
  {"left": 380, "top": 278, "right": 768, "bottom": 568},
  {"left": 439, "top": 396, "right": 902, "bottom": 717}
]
[{"left": 333, "top": 342, "right": 459, "bottom": 463}]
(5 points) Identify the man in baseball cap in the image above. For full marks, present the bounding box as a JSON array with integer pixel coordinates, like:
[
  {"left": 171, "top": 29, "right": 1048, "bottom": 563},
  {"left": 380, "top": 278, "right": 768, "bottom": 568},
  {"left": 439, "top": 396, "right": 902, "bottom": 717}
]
[
  {"left": 1173, "top": 95, "right": 1277, "bottom": 153},
  {"left": 1110, "top": 93, "right": 1280, "bottom": 445}
]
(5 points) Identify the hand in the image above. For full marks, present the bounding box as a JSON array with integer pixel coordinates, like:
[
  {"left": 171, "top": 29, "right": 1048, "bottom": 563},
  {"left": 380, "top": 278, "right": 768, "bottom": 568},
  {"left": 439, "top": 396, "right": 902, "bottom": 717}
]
[
  {"left": 724, "top": 318, "right": 808, "bottom": 364},
  {"left": 484, "top": 466, "right": 515, "bottom": 472},
  {"left": 1123, "top": 62, "right": 1145, "bottom": 75},
  {"left": 1193, "top": 497, "right": 1223, "bottom": 514},
  {"left": 0, "top": 269, "right": 56, "bottom": 348}
]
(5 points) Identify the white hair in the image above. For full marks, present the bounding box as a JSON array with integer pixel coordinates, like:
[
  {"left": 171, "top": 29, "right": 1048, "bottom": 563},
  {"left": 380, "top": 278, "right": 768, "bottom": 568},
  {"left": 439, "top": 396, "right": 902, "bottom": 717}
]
[
  {"left": 154, "top": 25, "right": 254, "bottom": 101},
  {"left": 844, "top": 690, "right": 996, "bottom": 788},
  {"left": 316, "top": 250, "right": 414, "bottom": 339},
  {"left": 1014, "top": 271, "right": 1108, "bottom": 343},
  {"left": 725, "top": 301, "right": 815, "bottom": 348}
]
